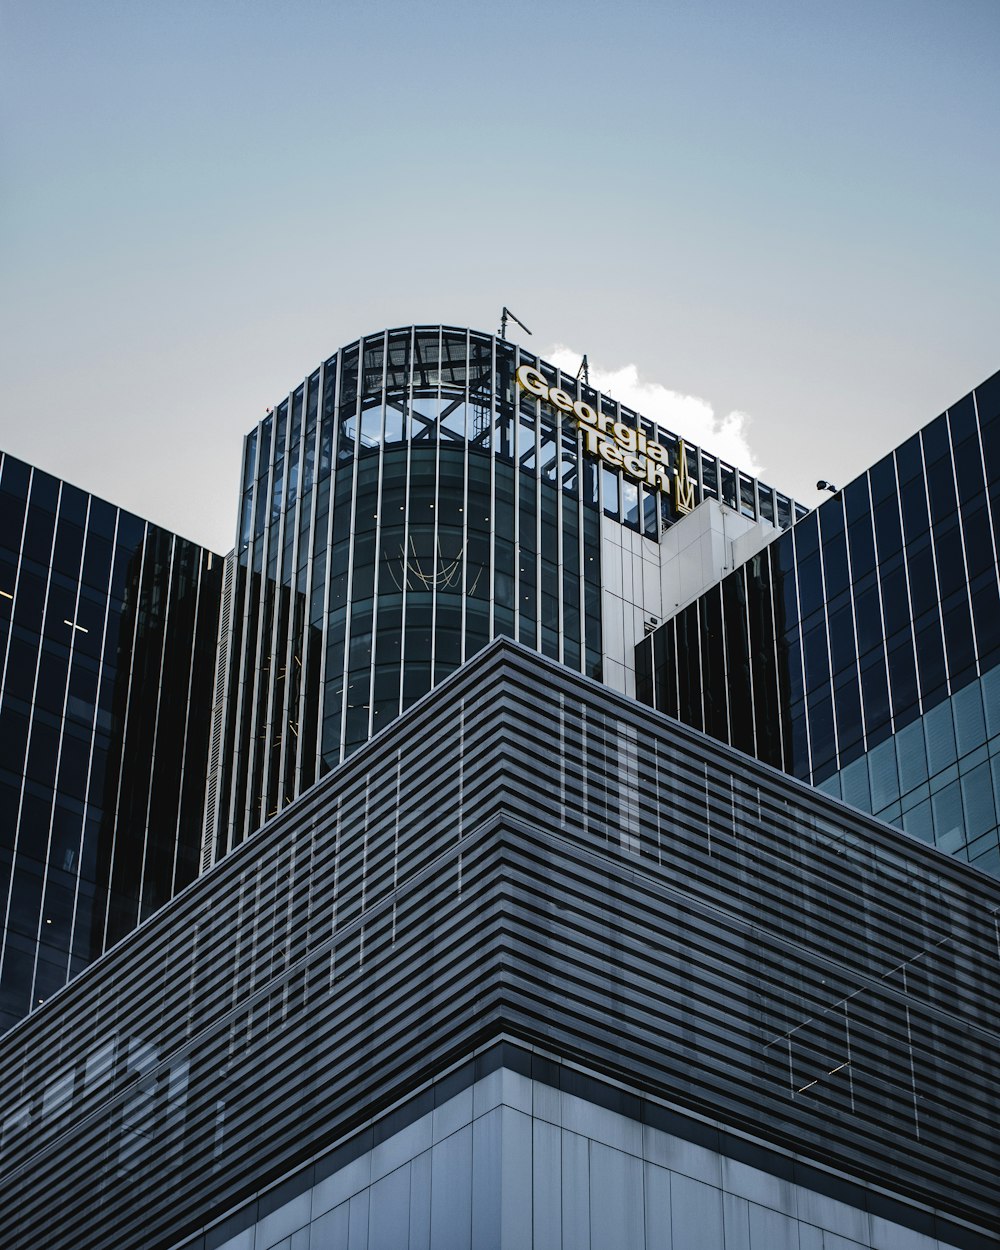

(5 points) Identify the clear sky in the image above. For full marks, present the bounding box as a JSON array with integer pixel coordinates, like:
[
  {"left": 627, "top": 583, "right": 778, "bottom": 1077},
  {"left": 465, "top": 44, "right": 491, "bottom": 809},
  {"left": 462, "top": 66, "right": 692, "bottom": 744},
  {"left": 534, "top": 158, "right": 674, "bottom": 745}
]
[{"left": 2, "top": 0, "right": 998, "bottom": 552}]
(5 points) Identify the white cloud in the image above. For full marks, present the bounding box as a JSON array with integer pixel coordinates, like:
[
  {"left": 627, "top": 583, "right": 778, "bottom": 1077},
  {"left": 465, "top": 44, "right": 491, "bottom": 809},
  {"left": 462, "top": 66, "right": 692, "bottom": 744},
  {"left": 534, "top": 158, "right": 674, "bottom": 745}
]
[{"left": 545, "top": 345, "right": 763, "bottom": 477}]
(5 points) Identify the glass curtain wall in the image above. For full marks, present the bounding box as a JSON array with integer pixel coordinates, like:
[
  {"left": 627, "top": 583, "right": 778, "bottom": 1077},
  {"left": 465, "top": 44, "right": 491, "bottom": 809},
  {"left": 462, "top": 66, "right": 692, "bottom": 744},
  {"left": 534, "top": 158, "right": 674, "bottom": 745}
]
[
  {"left": 0, "top": 454, "right": 221, "bottom": 1033},
  {"left": 637, "top": 369, "right": 1000, "bottom": 875},
  {"left": 216, "top": 330, "right": 597, "bottom": 860},
  {"left": 215, "top": 326, "right": 806, "bottom": 859},
  {"left": 218, "top": 326, "right": 605, "bottom": 855}
]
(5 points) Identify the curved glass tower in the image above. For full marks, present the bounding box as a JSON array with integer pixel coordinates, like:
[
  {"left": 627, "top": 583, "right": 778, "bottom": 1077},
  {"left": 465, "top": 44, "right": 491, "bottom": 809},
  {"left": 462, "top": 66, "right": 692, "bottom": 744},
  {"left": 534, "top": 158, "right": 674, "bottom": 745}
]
[{"left": 210, "top": 325, "right": 801, "bottom": 858}]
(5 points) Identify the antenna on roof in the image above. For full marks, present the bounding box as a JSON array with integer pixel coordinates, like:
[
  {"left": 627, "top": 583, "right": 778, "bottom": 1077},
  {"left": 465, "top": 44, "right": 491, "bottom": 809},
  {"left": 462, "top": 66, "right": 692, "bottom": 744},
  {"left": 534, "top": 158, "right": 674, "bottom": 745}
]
[
  {"left": 499, "top": 307, "right": 532, "bottom": 341},
  {"left": 576, "top": 354, "right": 590, "bottom": 385}
]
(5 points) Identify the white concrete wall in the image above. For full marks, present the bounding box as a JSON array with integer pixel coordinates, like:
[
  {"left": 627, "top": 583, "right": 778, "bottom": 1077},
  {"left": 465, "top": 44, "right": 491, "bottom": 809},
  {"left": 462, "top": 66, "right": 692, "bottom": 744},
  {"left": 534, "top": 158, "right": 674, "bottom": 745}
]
[
  {"left": 598, "top": 502, "right": 779, "bottom": 697},
  {"left": 600, "top": 519, "right": 663, "bottom": 697},
  {"left": 658, "top": 499, "right": 776, "bottom": 621},
  {"left": 185, "top": 1068, "right": 972, "bottom": 1250}
]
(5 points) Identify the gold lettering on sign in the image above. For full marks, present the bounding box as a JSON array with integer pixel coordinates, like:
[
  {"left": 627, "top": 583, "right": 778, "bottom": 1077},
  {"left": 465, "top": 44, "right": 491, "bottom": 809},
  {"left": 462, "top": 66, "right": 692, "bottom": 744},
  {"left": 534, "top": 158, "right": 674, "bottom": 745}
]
[
  {"left": 674, "top": 439, "right": 695, "bottom": 514},
  {"left": 515, "top": 363, "right": 692, "bottom": 507}
]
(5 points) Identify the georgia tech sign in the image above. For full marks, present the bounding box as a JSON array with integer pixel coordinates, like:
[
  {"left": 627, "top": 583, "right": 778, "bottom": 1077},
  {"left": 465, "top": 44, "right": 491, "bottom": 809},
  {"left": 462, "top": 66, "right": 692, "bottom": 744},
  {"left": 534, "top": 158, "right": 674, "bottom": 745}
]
[{"left": 516, "top": 365, "right": 694, "bottom": 515}]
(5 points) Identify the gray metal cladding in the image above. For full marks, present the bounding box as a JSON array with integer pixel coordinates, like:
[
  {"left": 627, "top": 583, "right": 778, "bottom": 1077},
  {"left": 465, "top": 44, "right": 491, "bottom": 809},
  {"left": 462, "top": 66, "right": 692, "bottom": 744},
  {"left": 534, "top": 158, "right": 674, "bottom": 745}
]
[{"left": 0, "top": 640, "right": 998, "bottom": 1248}]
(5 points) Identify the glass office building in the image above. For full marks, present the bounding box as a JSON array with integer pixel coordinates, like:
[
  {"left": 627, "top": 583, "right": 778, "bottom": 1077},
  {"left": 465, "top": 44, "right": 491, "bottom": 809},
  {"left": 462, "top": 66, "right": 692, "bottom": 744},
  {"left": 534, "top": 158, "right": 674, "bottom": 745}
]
[
  {"left": 210, "top": 325, "right": 802, "bottom": 859},
  {"left": 0, "top": 324, "right": 803, "bottom": 1035},
  {"left": 3, "top": 325, "right": 1000, "bottom": 1247},
  {"left": 0, "top": 453, "right": 221, "bottom": 1034},
  {"left": 637, "top": 368, "right": 1000, "bottom": 876}
]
